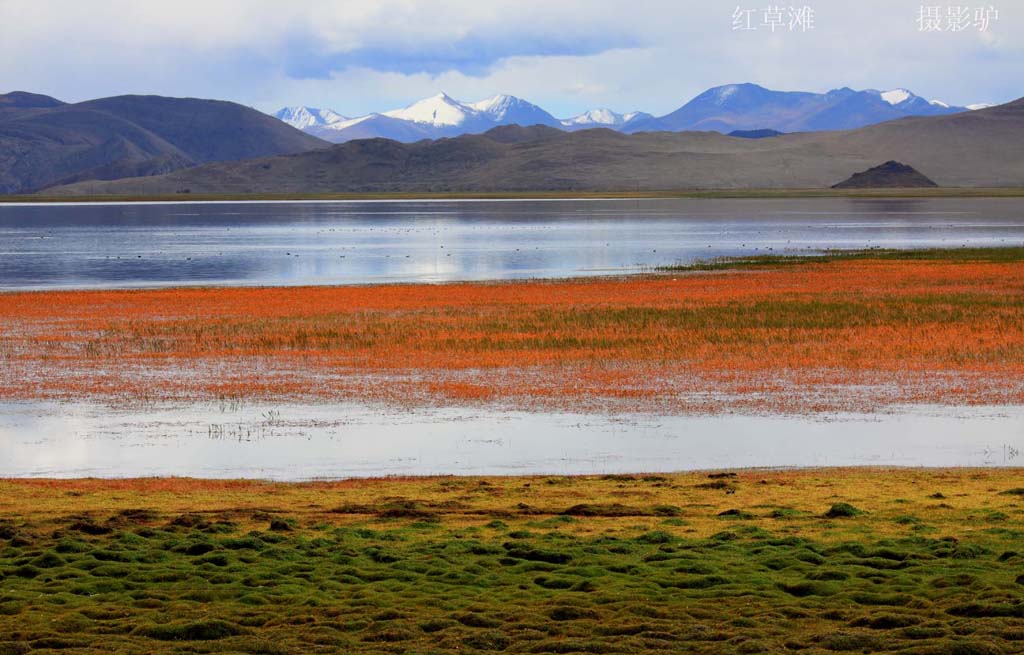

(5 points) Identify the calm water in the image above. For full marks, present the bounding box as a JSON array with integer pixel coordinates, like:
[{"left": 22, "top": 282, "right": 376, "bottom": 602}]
[
  {"left": 1, "top": 198, "right": 1022, "bottom": 290},
  {"left": 0, "top": 401, "right": 1021, "bottom": 479},
  {"left": 3, "top": 198, "right": 1022, "bottom": 478}
]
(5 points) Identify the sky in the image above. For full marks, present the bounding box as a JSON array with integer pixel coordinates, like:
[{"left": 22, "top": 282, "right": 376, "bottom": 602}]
[{"left": 1, "top": 0, "right": 1020, "bottom": 118}]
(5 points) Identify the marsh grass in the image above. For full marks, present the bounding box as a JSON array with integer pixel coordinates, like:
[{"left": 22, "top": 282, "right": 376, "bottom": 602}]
[
  {"left": 2, "top": 248, "right": 1024, "bottom": 411},
  {"left": 662, "top": 246, "right": 1024, "bottom": 271}
]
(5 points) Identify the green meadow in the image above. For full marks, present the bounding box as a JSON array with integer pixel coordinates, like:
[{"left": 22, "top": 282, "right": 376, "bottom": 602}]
[{"left": 1, "top": 470, "right": 1022, "bottom": 653}]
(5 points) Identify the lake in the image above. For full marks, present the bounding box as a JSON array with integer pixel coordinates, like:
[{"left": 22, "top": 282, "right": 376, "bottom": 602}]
[{"left": 1, "top": 197, "right": 1022, "bottom": 290}]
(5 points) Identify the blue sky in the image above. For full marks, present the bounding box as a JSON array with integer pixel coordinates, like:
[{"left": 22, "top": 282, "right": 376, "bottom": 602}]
[{"left": 1, "top": 0, "right": 1020, "bottom": 117}]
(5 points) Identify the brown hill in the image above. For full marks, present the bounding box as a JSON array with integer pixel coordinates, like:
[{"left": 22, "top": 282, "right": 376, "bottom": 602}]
[
  {"left": 0, "top": 93, "right": 327, "bottom": 194},
  {"left": 41, "top": 98, "right": 1024, "bottom": 195},
  {"left": 832, "top": 161, "right": 938, "bottom": 188},
  {"left": 0, "top": 91, "right": 65, "bottom": 110}
]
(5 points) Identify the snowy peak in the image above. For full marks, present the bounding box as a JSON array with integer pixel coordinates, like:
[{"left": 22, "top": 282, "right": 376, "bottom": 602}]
[
  {"left": 274, "top": 106, "right": 347, "bottom": 130},
  {"left": 468, "top": 94, "right": 518, "bottom": 118},
  {"left": 563, "top": 108, "right": 621, "bottom": 126},
  {"left": 874, "top": 88, "right": 951, "bottom": 110},
  {"left": 376, "top": 92, "right": 556, "bottom": 128},
  {"left": 468, "top": 94, "right": 552, "bottom": 122},
  {"left": 274, "top": 106, "right": 316, "bottom": 129},
  {"left": 880, "top": 88, "right": 912, "bottom": 106},
  {"left": 382, "top": 92, "right": 475, "bottom": 127},
  {"left": 560, "top": 108, "right": 651, "bottom": 128}
]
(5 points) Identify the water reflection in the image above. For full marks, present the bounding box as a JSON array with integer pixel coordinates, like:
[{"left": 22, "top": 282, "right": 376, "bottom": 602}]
[
  {"left": 0, "top": 401, "right": 1021, "bottom": 479},
  {"left": 1, "top": 198, "right": 1022, "bottom": 290}
]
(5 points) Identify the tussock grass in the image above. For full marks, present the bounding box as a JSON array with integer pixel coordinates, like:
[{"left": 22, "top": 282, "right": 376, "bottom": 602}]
[{"left": 0, "top": 469, "right": 1022, "bottom": 653}]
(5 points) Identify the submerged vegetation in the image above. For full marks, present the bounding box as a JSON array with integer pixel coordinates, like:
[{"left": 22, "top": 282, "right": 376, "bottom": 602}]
[
  {"left": 1, "top": 247, "right": 1023, "bottom": 413},
  {"left": 1, "top": 469, "right": 1022, "bottom": 653},
  {"left": 662, "top": 246, "right": 1024, "bottom": 271}
]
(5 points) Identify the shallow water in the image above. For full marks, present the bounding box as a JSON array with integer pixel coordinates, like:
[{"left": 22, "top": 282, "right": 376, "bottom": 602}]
[
  {"left": 4, "top": 198, "right": 1022, "bottom": 478},
  {"left": 1, "top": 198, "right": 1022, "bottom": 290},
  {"left": 1, "top": 401, "right": 1021, "bottom": 479}
]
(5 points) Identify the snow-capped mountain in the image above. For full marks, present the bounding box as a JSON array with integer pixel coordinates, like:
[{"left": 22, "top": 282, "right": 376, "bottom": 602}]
[
  {"left": 469, "top": 94, "right": 560, "bottom": 127},
  {"left": 382, "top": 92, "right": 479, "bottom": 127},
  {"left": 865, "top": 88, "right": 959, "bottom": 115},
  {"left": 281, "top": 93, "right": 559, "bottom": 143},
  {"left": 889, "top": 90, "right": 956, "bottom": 111},
  {"left": 274, "top": 106, "right": 348, "bottom": 130},
  {"left": 560, "top": 108, "right": 652, "bottom": 130},
  {"left": 623, "top": 83, "right": 970, "bottom": 134},
  {"left": 275, "top": 84, "right": 978, "bottom": 143}
]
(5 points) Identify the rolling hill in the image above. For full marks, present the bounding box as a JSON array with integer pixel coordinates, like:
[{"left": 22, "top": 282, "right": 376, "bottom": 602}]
[{"left": 0, "top": 93, "right": 327, "bottom": 194}]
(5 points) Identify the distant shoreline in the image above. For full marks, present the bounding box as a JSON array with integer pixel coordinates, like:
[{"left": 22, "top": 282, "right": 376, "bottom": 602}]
[{"left": 4, "top": 187, "right": 1024, "bottom": 203}]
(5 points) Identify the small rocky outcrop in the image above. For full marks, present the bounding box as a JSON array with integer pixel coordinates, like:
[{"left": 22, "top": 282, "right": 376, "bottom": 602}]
[{"left": 832, "top": 161, "right": 938, "bottom": 188}]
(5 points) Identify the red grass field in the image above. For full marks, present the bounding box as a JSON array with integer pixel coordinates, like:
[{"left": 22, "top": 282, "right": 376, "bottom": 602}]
[{"left": 1, "top": 256, "right": 1022, "bottom": 413}]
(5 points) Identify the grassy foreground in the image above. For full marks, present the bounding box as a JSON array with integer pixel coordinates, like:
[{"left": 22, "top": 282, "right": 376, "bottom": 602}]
[{"left": 1, "top": 470, "right": 1023, "bottom": 653}]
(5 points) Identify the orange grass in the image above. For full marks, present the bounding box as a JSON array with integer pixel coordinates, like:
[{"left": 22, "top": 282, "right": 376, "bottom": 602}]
[{"left": 1, "top": 258, "right": 1023, "bottom": 413}]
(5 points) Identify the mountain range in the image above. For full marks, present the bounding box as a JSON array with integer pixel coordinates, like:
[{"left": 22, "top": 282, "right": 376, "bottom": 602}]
[
  {"left": 50, "top": 98, "right": 1024, "bottom": 195},
  {"left": 275, "top": 83, "right": 976, "bottom": 143},
  {"left": 0, "top": 92, "right": 325, "bottom": 194},
  {"left": 0, "top": 84, "right": 1011, "bottom": 197},
  {"left": 274, "top": 92, "right": 651, "bottom": 143}
]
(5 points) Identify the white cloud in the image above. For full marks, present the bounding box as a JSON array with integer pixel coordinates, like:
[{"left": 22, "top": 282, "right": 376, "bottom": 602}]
[{"left": 0, "top": 0, "right": 1020, "bottom": 116}]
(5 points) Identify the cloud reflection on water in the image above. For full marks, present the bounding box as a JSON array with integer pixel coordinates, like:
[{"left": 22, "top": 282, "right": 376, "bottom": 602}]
[
  {"left": 1, "top": 401, "right": 1021, "bottom": 479},
  {"left": 1, "top": 198, "right": 1023, "bottom": 290}
]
